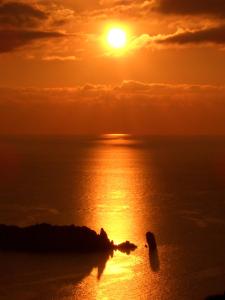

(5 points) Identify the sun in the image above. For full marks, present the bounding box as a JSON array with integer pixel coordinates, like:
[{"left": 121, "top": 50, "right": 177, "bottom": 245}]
[{"left": 107, "top": 28, "right": 127, "bottom": 49}]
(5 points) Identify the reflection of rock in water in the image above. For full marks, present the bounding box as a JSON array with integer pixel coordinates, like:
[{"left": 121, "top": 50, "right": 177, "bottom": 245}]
[
  {"left": 0, "top": 251, "right": 111, "bottom": 300},
  {"left": 148, "top": 247, "right": 160, "bottom": 272},
  {"left": 146, "top": 231, "right": 160, "bottom": 272}
]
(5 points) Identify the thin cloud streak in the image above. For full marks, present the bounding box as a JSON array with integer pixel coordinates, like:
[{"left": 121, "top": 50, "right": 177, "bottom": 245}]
[
  {"left": 42, "top": 55, "right": 80, "bottom": 61},
  {"left": 157, "top": 24, "right": 225, "bottom": 45},
  {"left": 0, "top": 30, "right": 65, "bottom": 53}
]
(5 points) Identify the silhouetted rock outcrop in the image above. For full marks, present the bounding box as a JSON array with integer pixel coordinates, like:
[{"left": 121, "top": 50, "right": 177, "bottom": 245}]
[
  {"left": 115, "top": 241, "right": 137, "bottom": 254},
  {"left": 146, "top": 231, "right": 157, "bottom": 250},
  {"left": 0, "top": 224, "right": 137, "bottom": 254},
  {"left": 205, "top": 293, "right": 225, "bottom": 300}
]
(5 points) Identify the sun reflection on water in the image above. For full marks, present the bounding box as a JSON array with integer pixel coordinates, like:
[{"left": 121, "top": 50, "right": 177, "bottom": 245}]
[
  {"left": 71, "top": 134, "right": 163, "bottom": 300},
  {"left": 88, "top": 134, "right": 146, "bottom": 244}
]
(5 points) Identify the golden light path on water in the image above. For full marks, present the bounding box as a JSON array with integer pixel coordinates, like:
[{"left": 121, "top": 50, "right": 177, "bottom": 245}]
[
  {"left": 73, "top": 134, "right": 166, "bottom": 300},
  {"left": 89, "top": 134, "right": 144, "bottom": 243}
]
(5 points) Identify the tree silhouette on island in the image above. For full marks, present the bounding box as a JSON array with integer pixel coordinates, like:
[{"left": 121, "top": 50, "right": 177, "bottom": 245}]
[{"left": 0, "top": 223, "right": 137, "bottom": 254}]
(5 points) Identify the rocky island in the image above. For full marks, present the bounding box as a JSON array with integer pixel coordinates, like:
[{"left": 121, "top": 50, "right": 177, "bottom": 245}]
[{"left": 0, "top": 224, "right": 137, "bottom": 254}]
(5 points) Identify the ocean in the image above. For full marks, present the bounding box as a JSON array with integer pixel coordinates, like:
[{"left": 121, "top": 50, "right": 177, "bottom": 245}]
[{"left": 0, "top": 135, "right": 224, "bottom": 300}]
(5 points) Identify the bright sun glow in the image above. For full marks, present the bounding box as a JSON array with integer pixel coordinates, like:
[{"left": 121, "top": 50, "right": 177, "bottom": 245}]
[{"left": 107, "top": 28, "right": 127, "bottom": 49}]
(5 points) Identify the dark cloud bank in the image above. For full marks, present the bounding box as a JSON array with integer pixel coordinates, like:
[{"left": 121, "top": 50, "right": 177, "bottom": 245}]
[
  {"left": 0, "top": 29, "right": 64, "bottom": 53},
  {"left": 0, "top": 1, "right": 47, "bottom": 28},
  {"left": 158, "top": 24, "right": 225, "bottom": 45},
  {"left": 155, "top": 0, "right": 225, "bottom": 18},
  {"left": 152, "top": 0, "right": 225, "bottom": 46},
  {"left": 0, "top": 1, "right": 65, "bottom": 53}
]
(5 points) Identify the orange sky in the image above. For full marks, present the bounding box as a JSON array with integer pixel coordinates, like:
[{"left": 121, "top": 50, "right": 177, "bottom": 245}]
[{"left": 1, "top": 0, "right": 225, "bottom": 134}]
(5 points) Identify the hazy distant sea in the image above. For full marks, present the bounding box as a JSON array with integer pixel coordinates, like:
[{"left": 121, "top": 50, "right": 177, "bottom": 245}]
[{"left": 0, "top": 135, "right": 225, "bottom": 300}]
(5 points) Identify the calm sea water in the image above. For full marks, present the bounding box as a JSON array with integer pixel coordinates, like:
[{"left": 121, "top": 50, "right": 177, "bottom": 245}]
[{"left": 0, "top": 135, "right": 225, "bottom": 300}]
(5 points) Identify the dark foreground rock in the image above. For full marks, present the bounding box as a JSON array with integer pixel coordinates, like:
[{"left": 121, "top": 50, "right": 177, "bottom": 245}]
[
  {"left": 0, "top": 224, "right": 137, "bottom": 254},
  {"left": 205, "top": 293, "right": 225, "bottom": 300}
]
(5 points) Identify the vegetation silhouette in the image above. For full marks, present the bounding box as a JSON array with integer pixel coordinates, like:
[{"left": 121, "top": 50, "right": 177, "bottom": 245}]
[{"left": 0, "top": 223, "right": 137, "bottom": 254}]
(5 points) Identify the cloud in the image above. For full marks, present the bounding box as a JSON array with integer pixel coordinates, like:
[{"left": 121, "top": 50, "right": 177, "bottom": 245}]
[
  {"left": 0, "top": 1, "right": 69, "bottom": 54},
  {"left": 42, "top": 55, "right": 79, "bottom": 61},
  {"left": 1, "top": 82, "right": 225, "bottom": 135},
  {"left": 0, "top": 1, "right": 47, "bottom": 28},
  {"left": 0, "top": 29, "right": 65, "bottom": 53},
  {"left": 88, "top": 0, "right": 225, "bottom": 21},
  {"left": 154, "top": 0, "right": 225, "bottom": 18},
  {"left": 157, "top": 25, "right": 225, "bottom": 45},
  {"left": 76, "top": 0, "right": 154, "bottom": 22}
]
